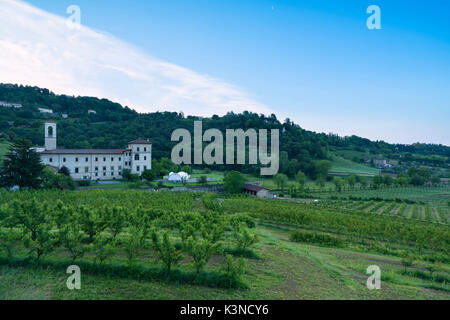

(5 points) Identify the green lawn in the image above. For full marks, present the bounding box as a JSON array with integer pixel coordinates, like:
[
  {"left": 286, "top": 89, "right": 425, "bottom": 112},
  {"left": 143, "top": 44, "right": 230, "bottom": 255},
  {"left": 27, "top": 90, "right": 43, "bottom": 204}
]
[
  {"left": 0, "top": 141, "right": 10, "bottom": 164},
  {"left": 329, "top": 155, "right": 380, "bottom": 176}
]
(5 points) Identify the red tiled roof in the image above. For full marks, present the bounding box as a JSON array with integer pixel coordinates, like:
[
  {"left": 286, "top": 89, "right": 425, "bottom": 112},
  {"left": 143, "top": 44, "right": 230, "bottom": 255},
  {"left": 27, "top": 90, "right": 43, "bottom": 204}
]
[{"left": 243, "top": 183, "right": 268, "bottom": 193}]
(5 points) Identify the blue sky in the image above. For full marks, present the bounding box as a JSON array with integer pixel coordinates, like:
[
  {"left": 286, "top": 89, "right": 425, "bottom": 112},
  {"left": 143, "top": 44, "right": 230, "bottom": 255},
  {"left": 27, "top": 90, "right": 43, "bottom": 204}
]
[{"left": 10, "top": 1, "right": 450, "bottom": 144}]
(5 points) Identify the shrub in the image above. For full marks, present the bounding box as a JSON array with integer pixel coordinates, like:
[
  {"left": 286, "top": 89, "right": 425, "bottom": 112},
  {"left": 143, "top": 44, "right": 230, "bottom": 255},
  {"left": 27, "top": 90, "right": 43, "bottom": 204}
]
[
  {"left": 290, "top": 230, "right": 344, "bottom": 247},
  {"left": 151, "top": 231, "right": 182, "bottom": 273},
  {"left": 221, "top": 254, "right": 247, "bottom": 288},
  {"left": 77, "top": 180, "right": 91, "bottom": 187},
  {"left": 232, "top": 223, "right": 258, "bottom": 250}
]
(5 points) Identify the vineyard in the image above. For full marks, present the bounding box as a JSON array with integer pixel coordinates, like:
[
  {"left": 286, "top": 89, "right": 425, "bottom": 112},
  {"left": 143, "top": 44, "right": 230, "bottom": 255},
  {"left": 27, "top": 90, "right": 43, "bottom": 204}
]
[
  {"left": 0, "top": 191, "right": 259, "bottom": 291},
  {"left": 322, "top": 186, "right": 450, "bottom": 205},
  {"left": 319, "top": 199, "right": 449, "bottom": 224},
  {"left": 0, "top": 187, "right": 449, "bottom": 299}
]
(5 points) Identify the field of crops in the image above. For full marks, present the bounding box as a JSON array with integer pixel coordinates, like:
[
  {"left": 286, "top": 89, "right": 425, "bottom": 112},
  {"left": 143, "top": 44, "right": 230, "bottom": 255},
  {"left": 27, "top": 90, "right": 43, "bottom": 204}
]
[
  {"left": 321, "top": 199, "right": 449, "bottom": 224},
  {"left": 324, "top": 186, "right": 450, "bottom": 207},
  {"left": 0, "top": 142, "right": 9, "bottom": 165},
  {"left": 1, "top": 187, "right": 449, "bottom": 299},
  {"left": 328, "top": 155, "right": 380, "bottom": 176}
]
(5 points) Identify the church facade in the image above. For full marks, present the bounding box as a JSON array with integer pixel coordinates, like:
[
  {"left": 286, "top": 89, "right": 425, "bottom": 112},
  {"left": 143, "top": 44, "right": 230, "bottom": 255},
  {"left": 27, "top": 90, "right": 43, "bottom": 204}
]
[{"left": 38, "top": 121, "right": 152, "bottom": 181}]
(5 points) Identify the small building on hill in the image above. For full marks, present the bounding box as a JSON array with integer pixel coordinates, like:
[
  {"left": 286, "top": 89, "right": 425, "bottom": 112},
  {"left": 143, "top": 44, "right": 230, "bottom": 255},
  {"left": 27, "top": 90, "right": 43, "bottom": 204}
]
[
  {"left": 0, "top": 101, "right": 22, "bottom": 108},
  {"left": 243, "top": 183, "right": 274, "bottom": 199},
  {"left": 38, "top": 107, "right": 53, "bottom": 114}
]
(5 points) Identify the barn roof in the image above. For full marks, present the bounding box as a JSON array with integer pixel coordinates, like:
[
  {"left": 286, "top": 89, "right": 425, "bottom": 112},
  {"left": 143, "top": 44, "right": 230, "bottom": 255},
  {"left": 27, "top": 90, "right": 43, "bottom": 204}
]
[{"left": 243, "top": 183, "right": 269, "bottom": 193}]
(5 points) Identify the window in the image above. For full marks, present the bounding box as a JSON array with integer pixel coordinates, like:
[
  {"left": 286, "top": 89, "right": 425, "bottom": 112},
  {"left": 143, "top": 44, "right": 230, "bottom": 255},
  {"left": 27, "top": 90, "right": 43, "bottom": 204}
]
[
  {"left": 136, "top": 166, "right": 140, "bottom": 172},
  {"left": 144, "top": 147, "right": 147, "bottom": 152},
  {"left": 85, "top": 167, "right": 89, "bottom": 173},
  {"left": 103, "top": 166, "right": 106, "bottom": 171},
  {"left": 144, "top": 156, "right": 147, "bottom": 161},
  {"left": 111, "top": 172, "right": 114, "bottom": 176},
  {"left": 118, "top": 166, "right": 122, "bottom": 170},
  {"left": 119, "top": 157, "right": 121, "bottom": 161},
  {"left": 85, "top": 157, "right": 88, "bottom": 162},
  {"left": 63, "top": 158, "right": 66, "bottom": 162},
  {"left": 75, "top": 168, "right": 79, "bottom": 173},
  {"left": 119, "top": 172, "right": 122, "bottom": 176},
  {"left": 49, "top": 158, "right": 53, "bottom": 163},
  {"left": 144, "top": 166, "right": 147, "bottom": 171},
  {"left": 95, "top": 157, "right": 98, "bottom": 162},
  {"left": 95, "top": 167, "right": 98, "bottom": 171},
  {"left": 103, "top": 172, "right": 106, "bottom": 176},
  {"left": 103, "top": 157, "right": 106, "bottom": 162},
  {"left": 95, "top": 173, "right": 98, "bottom": 177},
  {"left": 111, "top": 157, "right": 114, "bottom": 162},
  {"left": 75, "top": 158, "right": 79, "bottom": 162},
  {"left": 111, "top": 166, "right": 114, "bottom": 171},
  {"left": 135, "top": 154, "right": 140, "bottom": 161},
  {"left": 137, "top": 147, "right": 140, "bottom": 152}
]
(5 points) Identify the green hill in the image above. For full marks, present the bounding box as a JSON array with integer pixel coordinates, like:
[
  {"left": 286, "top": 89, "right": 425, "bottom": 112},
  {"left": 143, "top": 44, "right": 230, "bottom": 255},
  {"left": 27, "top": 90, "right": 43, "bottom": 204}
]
[{"left": 0, "top": 83, "right": 448, "bottom": 179}]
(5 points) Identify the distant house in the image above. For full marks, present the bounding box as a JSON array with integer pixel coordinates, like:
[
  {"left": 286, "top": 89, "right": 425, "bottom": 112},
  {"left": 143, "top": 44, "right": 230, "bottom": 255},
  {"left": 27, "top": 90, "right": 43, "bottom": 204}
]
[
  {"left": 38, "top": 107, "right": 53, "bottom": 114},
  {"left": 243, "top": 183, "right": 274, "bottom": 199},
  {"left": 61, "top": 113, "right": 68, "bottom": 119},
  {"left": 88, "top": 110, "right": 97, "bottom": 115},
  {"left": 365, "top": 158, "right": 394, "bottom": 169},
  {"left": 0, "top": 101, "right": 22, "bottom": 108}
]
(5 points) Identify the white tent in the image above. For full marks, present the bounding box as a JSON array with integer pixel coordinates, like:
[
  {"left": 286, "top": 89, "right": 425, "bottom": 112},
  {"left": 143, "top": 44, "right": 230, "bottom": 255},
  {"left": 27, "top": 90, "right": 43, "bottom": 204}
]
[{"left": 168, "top": 171, "right": 190, "bottom": 183}]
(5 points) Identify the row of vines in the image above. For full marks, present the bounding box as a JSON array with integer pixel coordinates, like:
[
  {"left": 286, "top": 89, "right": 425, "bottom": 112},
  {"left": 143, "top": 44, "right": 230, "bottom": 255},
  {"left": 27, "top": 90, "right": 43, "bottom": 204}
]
[{"left": 221, "top": 197, "right": 450, "bottom": 261}]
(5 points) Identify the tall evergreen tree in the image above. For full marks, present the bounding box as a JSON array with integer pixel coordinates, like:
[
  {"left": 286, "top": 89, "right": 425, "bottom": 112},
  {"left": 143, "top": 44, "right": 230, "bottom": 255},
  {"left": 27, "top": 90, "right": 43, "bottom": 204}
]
[{"left": 0, "top": 138, "right": 44, "bottom": 189}]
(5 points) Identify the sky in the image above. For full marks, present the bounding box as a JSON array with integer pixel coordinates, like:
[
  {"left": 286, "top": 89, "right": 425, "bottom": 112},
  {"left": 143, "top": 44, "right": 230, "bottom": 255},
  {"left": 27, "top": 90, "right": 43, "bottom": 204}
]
[{"left": 0, "top": 0, "right": 449, "bottom": 145}]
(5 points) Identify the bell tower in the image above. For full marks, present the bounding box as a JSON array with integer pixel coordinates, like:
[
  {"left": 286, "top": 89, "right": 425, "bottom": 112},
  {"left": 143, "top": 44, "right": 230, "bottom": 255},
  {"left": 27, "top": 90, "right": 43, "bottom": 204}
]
[{"left": 44, "top": 121, "right": 57, "bottom": 150}]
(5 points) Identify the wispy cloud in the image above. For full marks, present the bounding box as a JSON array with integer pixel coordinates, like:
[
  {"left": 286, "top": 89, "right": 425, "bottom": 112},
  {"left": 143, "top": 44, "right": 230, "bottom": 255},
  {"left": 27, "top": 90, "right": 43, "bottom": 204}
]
[{"left": 0, "top": 0, "right": 272, "bottom": 116}]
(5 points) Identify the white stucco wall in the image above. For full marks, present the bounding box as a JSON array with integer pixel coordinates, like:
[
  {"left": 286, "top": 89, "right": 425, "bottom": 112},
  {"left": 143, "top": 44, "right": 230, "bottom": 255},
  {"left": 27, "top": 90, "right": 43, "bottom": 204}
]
[{"left": 41, "top": 153, "right": 129, "bottom": 181}]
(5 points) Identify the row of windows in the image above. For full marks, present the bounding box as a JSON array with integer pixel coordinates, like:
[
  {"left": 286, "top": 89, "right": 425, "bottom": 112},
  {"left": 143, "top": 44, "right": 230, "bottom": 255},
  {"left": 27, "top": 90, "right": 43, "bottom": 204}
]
[
  {"left": 72, "top": 166, "right": 146, "bottom": 174},
  {"left": 93, "top": 172, "right": 121, "bottom": 177},
  {"left": 48, "top": 156, "right": 124, "bottom": 163},
  {"left": 134, "top": 155, "right": 148, "bottom": 161},
  {"left": 48, "top": 156, "right": 148, "bottom": 163}
]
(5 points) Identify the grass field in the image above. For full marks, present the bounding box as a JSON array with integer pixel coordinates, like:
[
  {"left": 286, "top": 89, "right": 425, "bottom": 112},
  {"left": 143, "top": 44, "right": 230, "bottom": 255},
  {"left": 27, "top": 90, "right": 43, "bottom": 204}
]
[
  {"left": 329, "top": 155, "right": 380, "bottom": 176},
  {"left": 0, "top": 187, "right": 449, "bottom": 300},
  {"left": 0, "top": 141, "right": 10, "bottom": 164}
]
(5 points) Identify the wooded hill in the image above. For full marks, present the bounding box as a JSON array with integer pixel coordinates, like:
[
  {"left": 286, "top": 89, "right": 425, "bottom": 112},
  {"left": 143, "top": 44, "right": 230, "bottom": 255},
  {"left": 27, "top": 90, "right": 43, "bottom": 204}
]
[{"left": 1, "top": 83, "right": 448, "bottom": 177}]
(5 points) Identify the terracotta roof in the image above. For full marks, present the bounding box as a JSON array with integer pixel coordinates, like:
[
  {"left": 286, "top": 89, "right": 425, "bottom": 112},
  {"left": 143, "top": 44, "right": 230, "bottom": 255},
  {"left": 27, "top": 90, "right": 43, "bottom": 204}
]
[
  {"left": 40, "top": 149, "right": 130, "bottom": 155},
  {"left": 128, "top": 139, "right": 152, "bottom": 145},
  {"left": 243, "top": 183, "right": 268, "bottom": 193}
]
